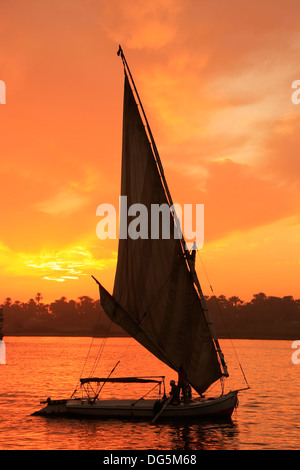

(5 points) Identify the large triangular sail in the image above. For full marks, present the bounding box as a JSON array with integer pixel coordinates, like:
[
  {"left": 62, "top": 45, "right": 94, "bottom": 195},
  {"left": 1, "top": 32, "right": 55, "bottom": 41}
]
[{"left": 97, "top": 48, "right": 227, "bottom": 395}]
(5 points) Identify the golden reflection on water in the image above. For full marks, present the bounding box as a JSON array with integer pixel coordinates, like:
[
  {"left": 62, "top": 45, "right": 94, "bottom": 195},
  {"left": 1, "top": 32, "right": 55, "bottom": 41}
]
[{"left": 0, "top": 337, "right": 300, "bottom": 449}]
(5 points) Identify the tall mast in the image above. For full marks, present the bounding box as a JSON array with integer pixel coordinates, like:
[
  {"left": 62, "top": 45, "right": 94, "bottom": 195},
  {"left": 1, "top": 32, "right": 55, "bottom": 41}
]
[{"left": 117, "top": 45, "right": 228, "bottom": 378}]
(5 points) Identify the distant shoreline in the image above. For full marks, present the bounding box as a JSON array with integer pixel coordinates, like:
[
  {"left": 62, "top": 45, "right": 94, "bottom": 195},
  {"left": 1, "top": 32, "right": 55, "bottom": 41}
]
[{"left": 2, "top": 292, "right": 299, "bottom": 342}]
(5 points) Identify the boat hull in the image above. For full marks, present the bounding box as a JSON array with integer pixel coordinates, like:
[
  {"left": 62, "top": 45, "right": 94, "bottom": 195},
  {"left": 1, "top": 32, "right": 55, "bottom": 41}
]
[{"left": 32, "top": 391, "right": 238, "bottom": 420}]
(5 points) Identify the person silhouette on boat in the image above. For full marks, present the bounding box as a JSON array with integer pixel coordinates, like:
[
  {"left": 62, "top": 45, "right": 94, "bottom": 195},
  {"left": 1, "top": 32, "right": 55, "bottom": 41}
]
[
  {"left": 169, "top": 380, "right": 180, "bottom": 404},
  {"left": 178, "top": 365, "right": 188, "bottom": 404},
  {"left": 186, "top": 383, "right": 192, "bottom": 402}
]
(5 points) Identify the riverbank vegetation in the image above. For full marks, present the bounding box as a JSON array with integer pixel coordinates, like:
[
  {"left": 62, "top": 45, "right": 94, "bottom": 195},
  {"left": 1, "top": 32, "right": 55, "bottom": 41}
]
[{"left": 1, "top": 292, "right": 300, "bottom": 339}]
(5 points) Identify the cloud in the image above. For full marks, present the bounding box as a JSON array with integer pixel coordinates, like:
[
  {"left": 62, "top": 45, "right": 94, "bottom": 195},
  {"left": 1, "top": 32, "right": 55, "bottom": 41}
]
[
  {"left": 167, "top": 157, "right": 299, "bottom": 243},
  {"left": 262, "top": 113, "right": 300, "bottom": 188},
  {"left": 0, "top": 241, "right": 117, "bottom": 282},
  {"left": 24, "top": 246, "right": 116, "bottom": 281},
  {"left": 99, "top": 0, "right": 182, "bottom": 50},
  {"left": 99, "top": 0, "right": 300, "bottom": 185},
  {"left": 204, "top": 159, "right": 298, "bottom": 238},
  {"left": 35, "top": 188, "right": 89, "bottom": 216},
  {"left": 198, "top": 216, "right": 300, "bottom": 300}
]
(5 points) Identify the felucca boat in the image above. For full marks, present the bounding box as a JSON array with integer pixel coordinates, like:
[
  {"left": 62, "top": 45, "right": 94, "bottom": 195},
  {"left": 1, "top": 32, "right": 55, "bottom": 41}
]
[{"left": 33, "top": 47, "right": 248, "bottom": 421}]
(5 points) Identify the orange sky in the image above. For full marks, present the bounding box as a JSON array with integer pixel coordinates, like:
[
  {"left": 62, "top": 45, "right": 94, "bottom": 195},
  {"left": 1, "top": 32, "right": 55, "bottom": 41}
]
[{"left": 0, "top": 0, "right": 300, "bottom": 304}]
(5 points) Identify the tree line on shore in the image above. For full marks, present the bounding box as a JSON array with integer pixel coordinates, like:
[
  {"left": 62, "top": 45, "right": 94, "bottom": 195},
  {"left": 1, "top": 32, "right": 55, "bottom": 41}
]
[
  {"left": 1, "top": 292, "right": 300, "bottom": 339},
  {"left": 206, "top": 293, "right": 300, "bottom": 339}
]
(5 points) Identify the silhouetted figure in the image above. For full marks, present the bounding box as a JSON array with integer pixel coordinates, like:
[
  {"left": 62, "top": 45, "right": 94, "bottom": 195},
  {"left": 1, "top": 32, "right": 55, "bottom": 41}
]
[
  {"left": 178, "top": 366, "right": 188, "bottom": 403},
  {"left": 186, "top": 383, "right": 192, "bottom": 402},
  {"left": 169, "top": 380, "right": 180, "bottom": 404}
]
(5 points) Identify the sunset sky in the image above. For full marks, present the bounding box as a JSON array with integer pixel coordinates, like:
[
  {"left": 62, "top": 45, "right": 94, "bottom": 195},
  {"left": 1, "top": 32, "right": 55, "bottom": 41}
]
[{"left": 1, "top": 0, "right": 300, "bottom": 304}]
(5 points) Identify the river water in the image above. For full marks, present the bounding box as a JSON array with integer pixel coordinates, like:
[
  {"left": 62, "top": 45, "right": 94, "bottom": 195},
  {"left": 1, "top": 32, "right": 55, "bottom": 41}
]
[{"left": 0, "top": 336, "right": 299, "bottom": 450}]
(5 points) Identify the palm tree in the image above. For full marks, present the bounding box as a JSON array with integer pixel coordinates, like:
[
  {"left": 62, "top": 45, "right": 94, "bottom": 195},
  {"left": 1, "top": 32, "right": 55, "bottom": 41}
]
[
  {"left": 251, "top": 292, "right": 267, "bottom": 304},
  {"left": 35, "top": 293, "right": 43, "bottom": 305},
  {"left": 228, "top": 296, "right": 243, "bottom": 308},
  {"left": 4, "top": 297, "right": 11, "bottom": 307}
]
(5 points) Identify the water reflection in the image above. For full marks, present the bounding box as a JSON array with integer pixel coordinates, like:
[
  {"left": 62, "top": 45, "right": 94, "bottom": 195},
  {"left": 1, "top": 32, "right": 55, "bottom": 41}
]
[
  {"left": 153, "top": 418, "right": 239, "bottom": 450},
  {"left": 28, "top": 414, "right": 239, "bottom": 450}
]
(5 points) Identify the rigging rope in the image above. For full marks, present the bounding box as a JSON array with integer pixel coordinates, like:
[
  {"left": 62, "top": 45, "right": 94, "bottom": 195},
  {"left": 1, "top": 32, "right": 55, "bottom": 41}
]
[
  {"left": 87, "top": 306, "right": 117, "bottom": 378},
  {"left": 71, "top": 302, "right": 106, "bottom": 397},
  {"left": 198, "top": 251, "right": 250, "bottom": 389}
]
